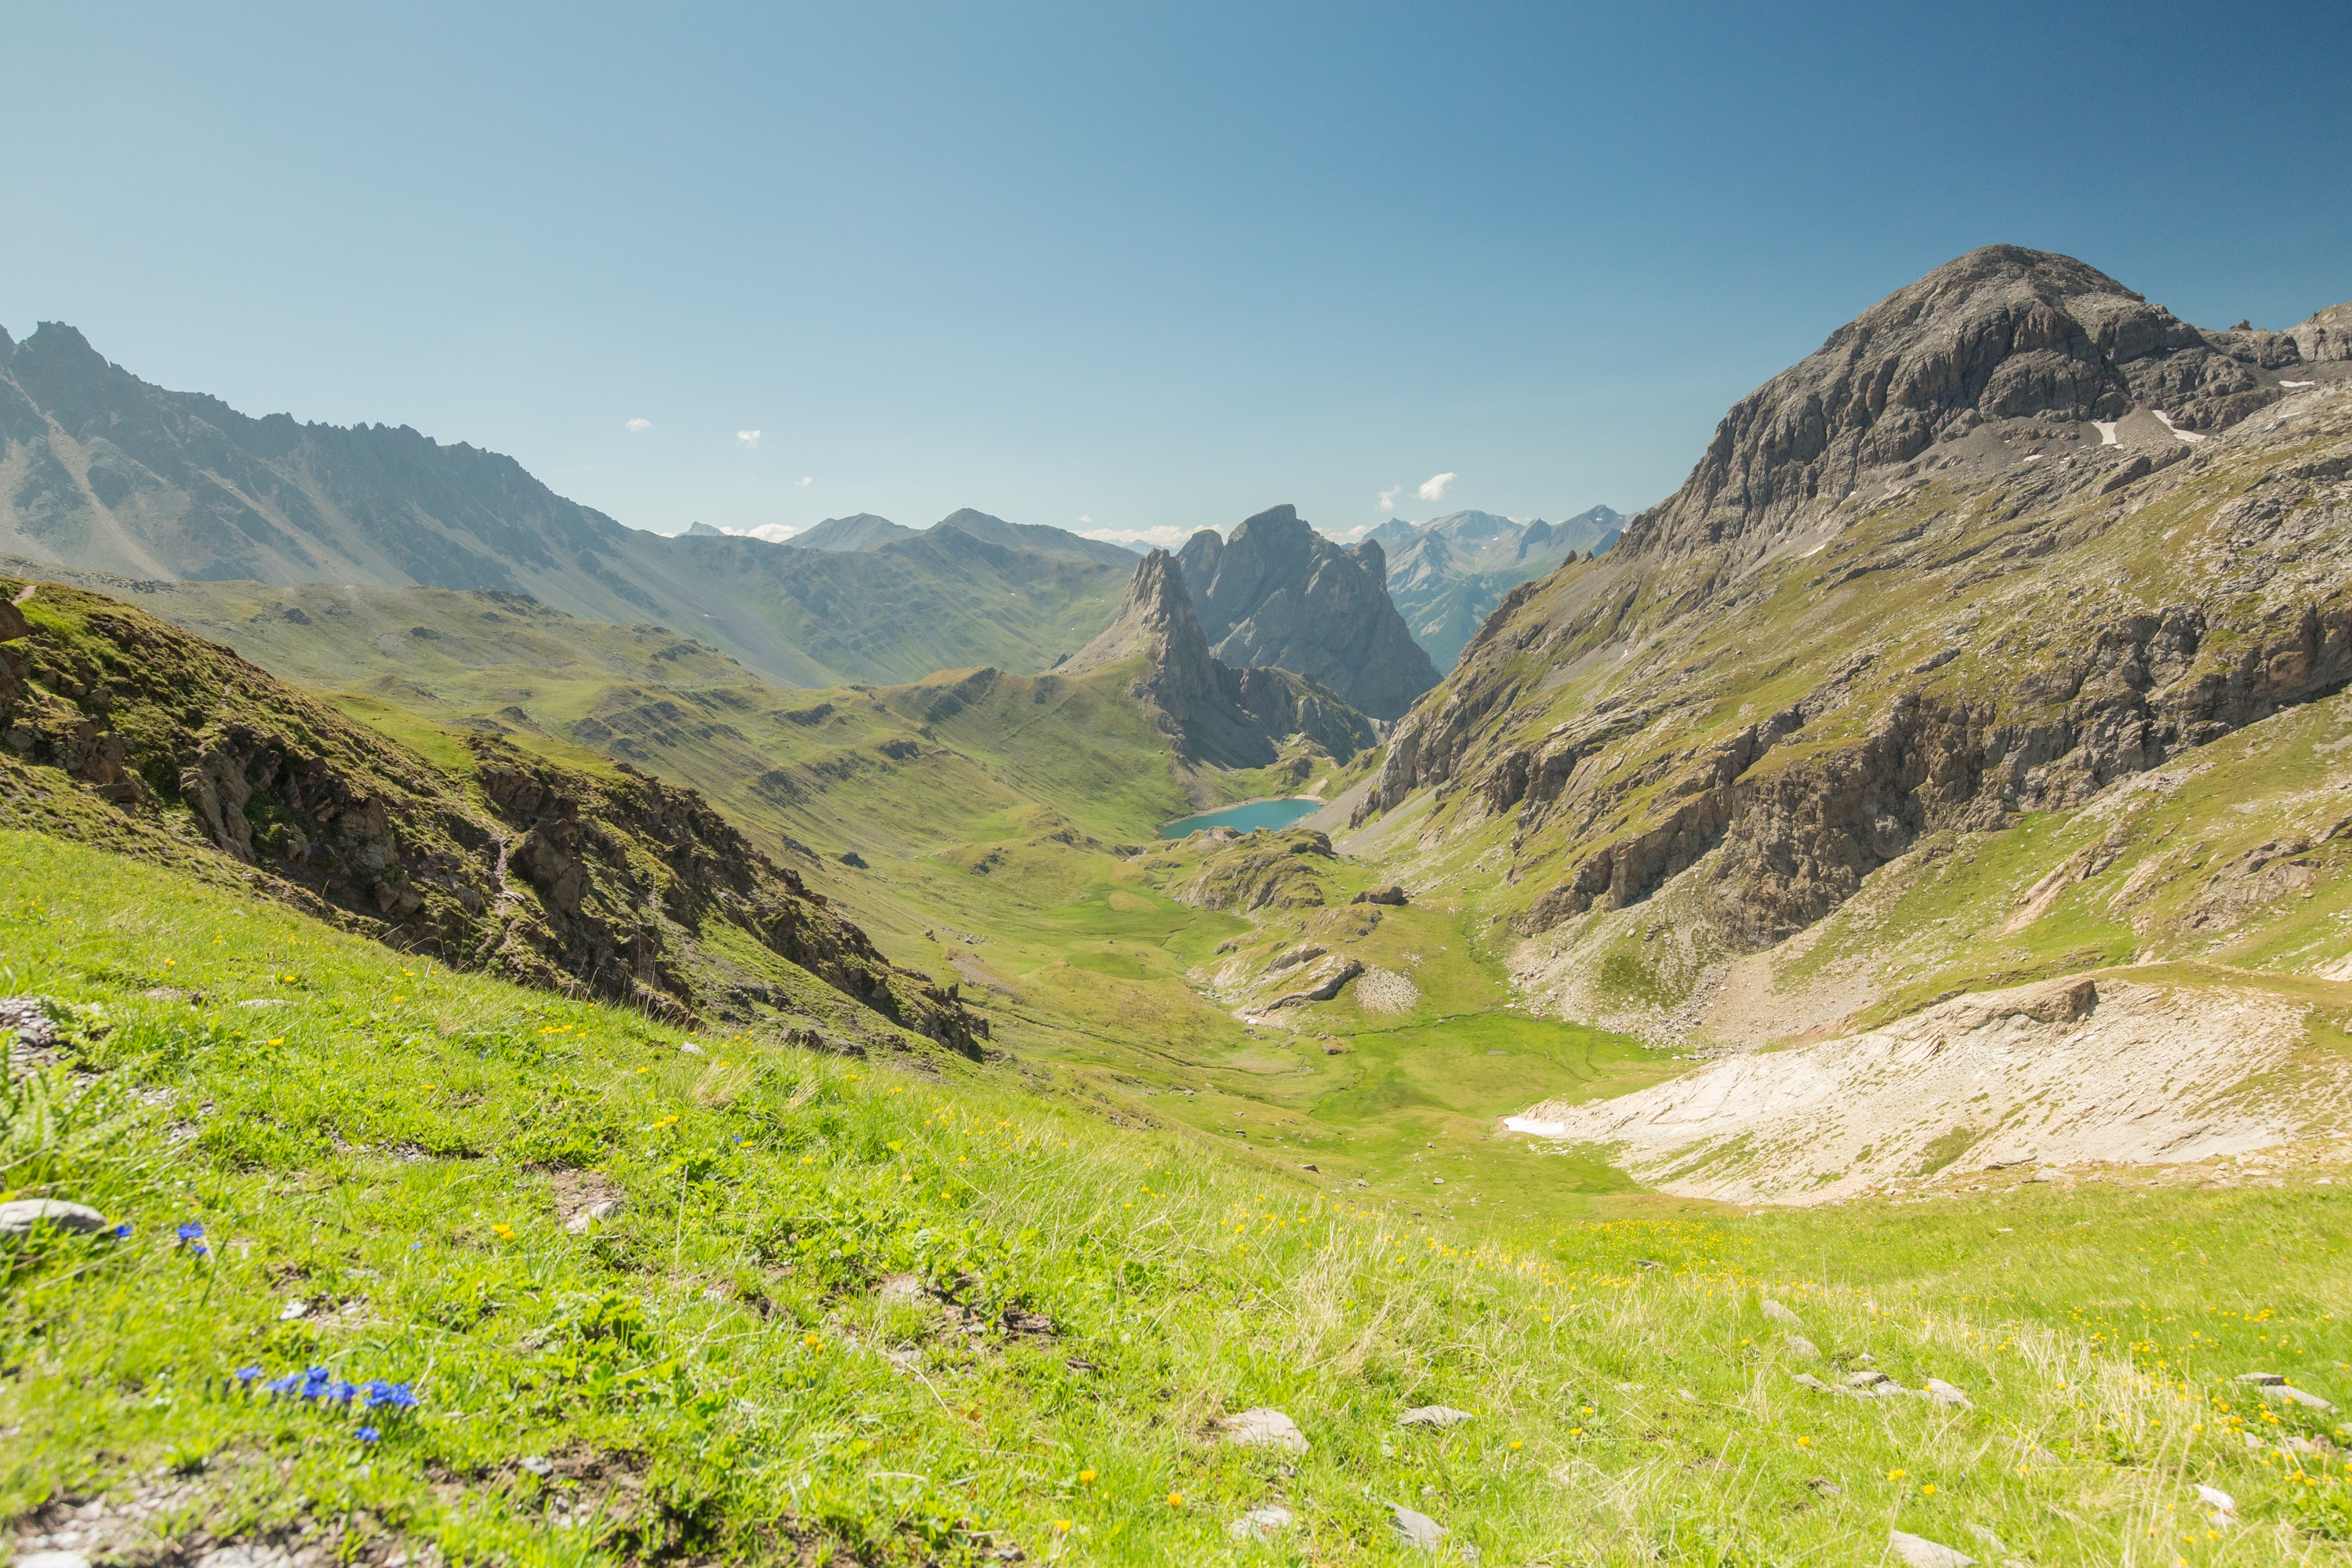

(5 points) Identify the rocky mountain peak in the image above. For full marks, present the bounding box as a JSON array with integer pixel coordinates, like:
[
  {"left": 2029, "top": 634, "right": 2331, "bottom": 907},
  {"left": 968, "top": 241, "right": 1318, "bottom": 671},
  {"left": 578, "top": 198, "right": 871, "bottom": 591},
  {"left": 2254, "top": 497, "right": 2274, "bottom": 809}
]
[
  {"left": 1063, "top": 549, "right": 1371, "bottom": 779},
  {"left": 1176, "top": 505, "right": 1434, "bottom": 719},
  {"left": 1618, "top": 244, "right": 2318, "bottom": 568}
]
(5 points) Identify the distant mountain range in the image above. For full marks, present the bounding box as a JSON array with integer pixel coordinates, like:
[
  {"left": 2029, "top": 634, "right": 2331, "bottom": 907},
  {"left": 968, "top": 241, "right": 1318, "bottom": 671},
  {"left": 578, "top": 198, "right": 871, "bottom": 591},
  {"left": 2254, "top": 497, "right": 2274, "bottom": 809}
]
[
  {"left": 1367, "top": 506, "right": 1623, "bottom": 668},
  {"left": 0, "top": 322, "right": 1131, "bottom": 687}
]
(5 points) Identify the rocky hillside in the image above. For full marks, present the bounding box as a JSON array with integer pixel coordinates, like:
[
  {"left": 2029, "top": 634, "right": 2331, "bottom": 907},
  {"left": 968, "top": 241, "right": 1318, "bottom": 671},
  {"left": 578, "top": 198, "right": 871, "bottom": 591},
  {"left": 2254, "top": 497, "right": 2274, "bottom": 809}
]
[
  {"left": 0, "top": 573, "right": 982, "bottom": 1051},
  {"left": 1373, "top": 506, "right": 1624, "bottom": 669},
  {"left": 1062, "top": 549, "right": 1375, "bottom": 783},
  {"left": 1175, "top": 505, "right": 1437, "bottom": 720},
  {"left": 1347, "top": 245, "right": 2352, "bottom": 1045},
  {"left": 0, "top": 323, "right": 1126, "bottom": 687}
]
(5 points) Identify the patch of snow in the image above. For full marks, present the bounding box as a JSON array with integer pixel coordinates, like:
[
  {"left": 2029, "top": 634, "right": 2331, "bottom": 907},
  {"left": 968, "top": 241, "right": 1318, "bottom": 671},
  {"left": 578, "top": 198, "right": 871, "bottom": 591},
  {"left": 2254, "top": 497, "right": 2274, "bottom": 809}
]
[
  {"left": 2151, "top": 411, "right": 2206, "bottom": 445},
  {"left": 2093, "top": 420, "right": 2121, "bottom": 445},
  {"left": 2282, "top": 379, "right": 2317, "bottom": 388}
]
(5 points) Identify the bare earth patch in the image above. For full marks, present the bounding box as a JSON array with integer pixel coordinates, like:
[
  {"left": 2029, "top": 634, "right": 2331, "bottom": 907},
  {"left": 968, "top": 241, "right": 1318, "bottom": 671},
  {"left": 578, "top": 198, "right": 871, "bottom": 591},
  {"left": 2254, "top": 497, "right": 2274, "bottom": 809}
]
[
  {"left": 1353, "top": 966, "right": 1421, "bottom": 1014},
  {"left": 1504, "top": 975, "right": 2338, "bottom": 1204}
]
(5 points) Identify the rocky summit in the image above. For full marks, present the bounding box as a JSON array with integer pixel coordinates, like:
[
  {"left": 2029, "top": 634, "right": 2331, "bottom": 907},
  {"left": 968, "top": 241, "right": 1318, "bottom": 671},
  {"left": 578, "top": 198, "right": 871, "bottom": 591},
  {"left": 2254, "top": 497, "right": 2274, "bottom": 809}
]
[
  {"left": 1062, "top": 546, "right": 1374, "bottom": 782},
  {"left": 1352, "top": 245, "right": 2352, "bottom": 1087},
  {"left": 1176, "top": 504, "right": 1439, "bottom": 720}
]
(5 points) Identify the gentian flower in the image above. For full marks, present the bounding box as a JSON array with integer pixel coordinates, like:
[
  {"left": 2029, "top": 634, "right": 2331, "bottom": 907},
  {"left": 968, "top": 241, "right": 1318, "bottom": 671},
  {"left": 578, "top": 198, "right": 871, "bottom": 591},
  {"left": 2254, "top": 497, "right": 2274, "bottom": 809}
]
[
  {"left": 111, "top": 1223, "right": 133, "bottom": 1240},
  {"left": 356, "top": 1427, "right": 381, "bottom": 1443}
]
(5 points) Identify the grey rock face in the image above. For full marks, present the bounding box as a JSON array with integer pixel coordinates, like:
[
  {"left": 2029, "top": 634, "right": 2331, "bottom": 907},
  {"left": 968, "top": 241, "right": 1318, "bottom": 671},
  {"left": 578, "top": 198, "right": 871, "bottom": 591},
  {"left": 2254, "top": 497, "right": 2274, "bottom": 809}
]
[
  {"left": 2292, "top": 302, "right": 2352, "bottom": 363},
  {"left": 1064, "top": 550, "right": 1377, "bottom": 769},
  {"left": 1620, "top": 245, "right": 2316, "bottom": 572},
  {"left": 1178, "top": 506, "right": 1439, "bottom": 720}
]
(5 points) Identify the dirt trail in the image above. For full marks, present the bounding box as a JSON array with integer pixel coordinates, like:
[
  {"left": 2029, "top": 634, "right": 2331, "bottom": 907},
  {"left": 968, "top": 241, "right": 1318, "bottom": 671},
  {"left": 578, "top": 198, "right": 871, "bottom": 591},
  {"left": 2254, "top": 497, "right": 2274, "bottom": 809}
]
[{"left": 1505, "top": 975, "right": 2342, "bottom": 1204}]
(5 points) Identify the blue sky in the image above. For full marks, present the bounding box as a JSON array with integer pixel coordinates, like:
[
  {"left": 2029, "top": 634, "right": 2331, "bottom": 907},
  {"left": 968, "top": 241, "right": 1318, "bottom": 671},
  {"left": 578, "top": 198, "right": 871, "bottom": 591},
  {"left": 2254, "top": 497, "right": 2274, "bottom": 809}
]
[{"left": 5, "top": 2, "right": 2347, "bottom": 546}]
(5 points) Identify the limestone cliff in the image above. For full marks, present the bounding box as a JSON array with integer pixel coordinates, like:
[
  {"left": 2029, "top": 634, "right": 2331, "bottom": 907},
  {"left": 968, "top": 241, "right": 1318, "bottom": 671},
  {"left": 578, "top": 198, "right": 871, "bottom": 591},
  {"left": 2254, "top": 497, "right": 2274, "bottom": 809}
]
[
  {"left": 1175, "top": 505, "right": 1438, "bottom": 720},
  {"left": 1064, "top": 549, "right": 1374, "bottom": 773}
]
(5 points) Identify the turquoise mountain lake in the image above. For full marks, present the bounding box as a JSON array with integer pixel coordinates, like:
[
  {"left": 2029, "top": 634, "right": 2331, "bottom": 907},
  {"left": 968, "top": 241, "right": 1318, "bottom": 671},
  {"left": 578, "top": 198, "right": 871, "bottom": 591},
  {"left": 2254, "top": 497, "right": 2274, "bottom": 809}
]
[{"left": 1159, "top": 797, "right": 1323, "bottom": 839}]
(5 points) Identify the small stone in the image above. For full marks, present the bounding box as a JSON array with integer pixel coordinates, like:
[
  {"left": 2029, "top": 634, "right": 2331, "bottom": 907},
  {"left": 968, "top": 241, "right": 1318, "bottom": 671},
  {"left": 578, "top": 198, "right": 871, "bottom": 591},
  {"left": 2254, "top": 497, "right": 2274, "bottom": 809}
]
[
  {"left": 564, "top": 1198, "right": 623, "bottom": 1236},
  {"left": 1792, "top": 1373, "right": 1833, "bottom": 1392},
  {"left": 1807, "top": 1477, "right": 1842, "bottom": 1496},
  {"left": 1399, "top": 1405, "right": 1475, "bottom": 1428},
  {"left": 1226, "top": 1504, "right": 1294, "bottom": 1543},
  {"left": 0, "top": 1200, "right": 110, "bottom": 1236},
  {"left": 1760, "top": 1298, "right": 1802, "bottom": 1326},
  {"left": 2260, "top": 1384, "right": 2337, "bottom": 1410},
  {"left": 2237, "top": 1371, "right": 2286, "bottom": 1385},
  {"left": 1888, "top": 1530, "right": 1977, "bottom": 1567},
  {"left": 877, "top": 1273, "right": 927, "bottom": 1304},
  {"left": 1926, "top": 1378, "right": 1972, "bottom": 1407},
  {"left": 18, "top": 1554, "right": 93, "bottom": 1568},
  {"left": 279, "top": 1299, "right": 310, "bottom": 1321},
  {"left": 1786, "top": 1335, "right": 1821, "bottom": 1359},
  {"left": 1388, "top": 1504, "right": 1445, "bottom": 1550},
  {"left": 1221, "top": 1408, "right": 1309, "bottom": 1453},
  {"left": 1632, "top": 1258, "right": 1664, "bottom": 1271},
  {"left": 520, "top": 1455, "right": 554, "bottom": 1475},
  {"left": 2194, "top": 1483, "right": 2236, "bottom": 1515},
  {"left": 1840, "top": 1370, "right": 1890, "bottom": 1390}
]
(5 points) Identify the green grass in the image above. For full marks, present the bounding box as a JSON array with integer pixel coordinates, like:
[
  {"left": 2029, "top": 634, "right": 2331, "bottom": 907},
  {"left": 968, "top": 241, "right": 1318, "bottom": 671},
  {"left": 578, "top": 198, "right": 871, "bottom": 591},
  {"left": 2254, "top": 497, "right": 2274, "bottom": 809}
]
[{"left": 11, "top": 831, "right": 2352, "bottom": 1565}]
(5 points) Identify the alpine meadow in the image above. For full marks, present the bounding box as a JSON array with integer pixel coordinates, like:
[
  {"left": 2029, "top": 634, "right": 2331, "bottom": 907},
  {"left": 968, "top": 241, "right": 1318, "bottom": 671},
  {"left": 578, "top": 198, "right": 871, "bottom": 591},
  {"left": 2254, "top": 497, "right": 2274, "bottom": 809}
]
[{"left": 7, "top": 10, "right": 2352, "bottom": 1568}]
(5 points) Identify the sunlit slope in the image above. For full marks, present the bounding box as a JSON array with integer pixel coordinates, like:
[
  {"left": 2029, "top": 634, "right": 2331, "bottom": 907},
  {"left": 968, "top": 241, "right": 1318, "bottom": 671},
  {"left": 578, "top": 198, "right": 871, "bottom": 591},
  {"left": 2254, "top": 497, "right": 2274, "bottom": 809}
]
[
  {"left": 9, "top": 829, "right": 2352, "bottom": 1567},
  {"left": 1354, "top": 386, "right": 2352, "bottom": 1042}
]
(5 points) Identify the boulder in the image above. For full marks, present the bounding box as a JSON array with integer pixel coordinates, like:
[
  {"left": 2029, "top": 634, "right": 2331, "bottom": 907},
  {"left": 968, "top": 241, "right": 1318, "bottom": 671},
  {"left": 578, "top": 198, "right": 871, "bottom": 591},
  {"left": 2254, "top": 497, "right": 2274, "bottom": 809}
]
[
  {"left": 1888, "top": 1531, "right": 1976, "bottom": 1568},
  {"left": 1785, "top": 1335, "right": 1821, "bottom": 1359},
  {"left": 1388, "top": 1504, "right": 1446, "bottom": 1551},
  {"left": 1760, "top": 1298, "right": 1803, "bottom": 1325},
  {"left": 0, "top": 1199, "right": 111, "bottom": 1236},
  {"left": 1352, "top": 884, "right": 1410, "bottom": 907},
  {"left": 1399, "top": 1405, "right": 1475, "bottom": 1428},
  {"left": 1220, "top": 1407, "right": 1309, "bottom": 1453}
]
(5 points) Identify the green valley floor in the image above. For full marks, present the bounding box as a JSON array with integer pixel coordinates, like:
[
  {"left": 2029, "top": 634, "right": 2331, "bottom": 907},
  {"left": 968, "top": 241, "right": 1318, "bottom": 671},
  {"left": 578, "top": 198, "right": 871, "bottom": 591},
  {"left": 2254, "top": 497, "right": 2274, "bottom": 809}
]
[{"left": 7, "top": 830, "right": 2352, "bottom": 1566}]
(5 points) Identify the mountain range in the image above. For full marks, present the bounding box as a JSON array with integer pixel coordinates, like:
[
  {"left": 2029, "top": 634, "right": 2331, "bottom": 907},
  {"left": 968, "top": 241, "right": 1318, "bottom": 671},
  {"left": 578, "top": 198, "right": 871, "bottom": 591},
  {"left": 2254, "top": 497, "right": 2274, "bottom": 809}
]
[
  {"left": 0, "top": 322, "right": 1132, "bottom": 688},
  {"left": 1367, "top": 505, "right": 1624, "bottom": 668}
]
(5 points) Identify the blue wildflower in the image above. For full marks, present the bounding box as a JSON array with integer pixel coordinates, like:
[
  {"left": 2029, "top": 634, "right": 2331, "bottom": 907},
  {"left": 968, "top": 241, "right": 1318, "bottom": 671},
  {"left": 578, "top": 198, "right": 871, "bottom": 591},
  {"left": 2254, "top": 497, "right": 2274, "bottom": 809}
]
[
  {"left": 234, "top": 1367, "right": 263, "bottom": 1384},
  {"left": 176, "top": 1221, "right": 205, "bottom": 1242},
  {"left": 361, "top": 1380, "right": 419, "bottom": 1409},
  {"left": 111, "top": 1222, "right": 133, "bottom": 1240},
  {"left": 356, "top": 1426, "right": 381, "bottom": 1443}
]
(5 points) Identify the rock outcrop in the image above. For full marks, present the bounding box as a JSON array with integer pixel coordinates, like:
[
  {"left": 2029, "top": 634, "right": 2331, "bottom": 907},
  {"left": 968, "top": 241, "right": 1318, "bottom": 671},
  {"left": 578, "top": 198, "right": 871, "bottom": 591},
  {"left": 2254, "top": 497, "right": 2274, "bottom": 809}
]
[
  {"left": 1064, "top": 550, "right": 1375, "bottom": 772},
  {"left": 1620, "top": 245, "right": 2328, "bottom": 573},
  {"left": 1176, "top": 506, "right": 1438, "bottom": 720},
  {"left": 1342, "top": 244, "right": 2352, "bottom": 1047},
  {"left": 0, "top": 575, "right": 984, "bottom": 1051}
]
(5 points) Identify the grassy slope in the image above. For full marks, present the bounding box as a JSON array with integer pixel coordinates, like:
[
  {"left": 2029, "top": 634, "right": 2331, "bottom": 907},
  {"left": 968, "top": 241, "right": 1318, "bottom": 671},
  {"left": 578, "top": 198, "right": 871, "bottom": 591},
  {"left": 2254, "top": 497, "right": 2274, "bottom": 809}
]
[{"left": 9, "top": 830, "right": 2352, "bottom": 1566}]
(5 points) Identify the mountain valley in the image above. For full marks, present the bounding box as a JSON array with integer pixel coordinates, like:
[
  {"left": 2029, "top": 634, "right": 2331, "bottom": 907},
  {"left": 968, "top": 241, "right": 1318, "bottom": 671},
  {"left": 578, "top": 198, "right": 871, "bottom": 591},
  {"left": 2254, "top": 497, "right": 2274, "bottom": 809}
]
[{"left": 11, "top": 245, "right": 2352, "bottom": 1567}]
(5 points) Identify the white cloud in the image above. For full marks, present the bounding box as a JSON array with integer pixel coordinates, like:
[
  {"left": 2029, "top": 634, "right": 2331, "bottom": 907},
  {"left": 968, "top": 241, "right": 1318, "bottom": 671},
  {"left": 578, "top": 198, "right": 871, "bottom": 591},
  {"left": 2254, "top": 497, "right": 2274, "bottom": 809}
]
[
  {"left": 736, "top": 430, "right": 762, "bottom": 448},
  {"left": 625, "top": 417, "right": 652, "bottom": 434},
  {"left": 1376, "top": 484, "right": 1401, "bottom": 512},
  {"left": 1416, "top": 472, "right": 1457, "bottom": 503},
  {"left": 1078, "top": 514, "right": 1092, "bottom": 524},
  {"left": 737, "top": 522, "right": 798, "bottom": 543},
  {"left": 796, "top": 475, "right": 812, "bottom": 486}
]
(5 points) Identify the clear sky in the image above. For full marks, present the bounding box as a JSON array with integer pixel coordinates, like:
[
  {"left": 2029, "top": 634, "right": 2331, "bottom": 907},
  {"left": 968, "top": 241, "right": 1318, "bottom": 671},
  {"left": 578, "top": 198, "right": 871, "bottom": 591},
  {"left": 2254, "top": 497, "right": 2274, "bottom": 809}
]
[{"left": 5, "top": 2, "right": 2347, "bottom": 547}]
